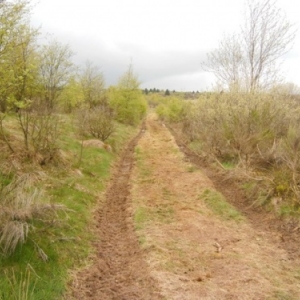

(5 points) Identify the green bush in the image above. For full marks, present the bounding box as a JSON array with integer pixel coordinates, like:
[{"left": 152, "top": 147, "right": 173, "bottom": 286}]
[
  {"left": 182, "top": 92, "right": 300, "bottom": 210},
  {"left": 108, "top": 87, "right": 147, "bottom": 126},
  {"left": 156, "top": 96, "right": 186, "bottom": 123}
]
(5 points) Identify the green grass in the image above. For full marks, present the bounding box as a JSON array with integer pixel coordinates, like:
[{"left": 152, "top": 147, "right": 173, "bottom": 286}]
[
  {"left": 200, "top": 189, "right": 244, "bottom": 222},
  {"left": 135, "top": 146, "right": 152, "bottom": 178},
  {"left": 0, "top": 114, "right": 138, "bottom": 299},
  {"left": 134, "top": 206, "right": 149, "bottom": 230}
]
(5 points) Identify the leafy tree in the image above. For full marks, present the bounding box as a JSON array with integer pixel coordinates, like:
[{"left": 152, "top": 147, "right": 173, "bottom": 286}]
[
  {"left": 118, "top": 63, "right": 140, "bottom": 90},
  {"left": 109, "top": 64, "right": 147, "bottom": 125},
  {"left": 38, "top": 39, "right": 74, "bottom": 109},
  {"left": 80, "top": 61, "right": 105, "bottom": 108},
  {"left": 203, "top": 0, "right": 295, "bottom": 92},
  {"left": 0, "top": 0, "right": 38, "bottom": 111},
  {"left": 165, "top": 89, "right": 170, "bottom": 96},
  {"left": 58, "top": 77, "right": 84, "bottom": 112}
]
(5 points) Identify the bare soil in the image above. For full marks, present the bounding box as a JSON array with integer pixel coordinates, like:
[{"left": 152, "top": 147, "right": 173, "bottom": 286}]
[
  {"left": 69, "top": 113, "right": 300, "bottom": 299},
  {"left": 69, "top": 125, "right": 163, "bottom": 299},
  {"left": 168, "top": 123, "right": 300, "bottom": 262}
]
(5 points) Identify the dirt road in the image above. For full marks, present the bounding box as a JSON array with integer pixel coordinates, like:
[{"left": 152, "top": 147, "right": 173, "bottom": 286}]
[
  {"left": 70, "top": 125, "right": 163, "bottom": 299},
  {"left": 70, "top": 113, "right": 300, "bottom": 299}
]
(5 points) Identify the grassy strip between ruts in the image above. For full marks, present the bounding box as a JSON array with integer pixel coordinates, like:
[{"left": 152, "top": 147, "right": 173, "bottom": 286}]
[
  {"left": 200, "top": 189, "right": 244, "bottom": 222},
  {"left": 0, "top": 115, "right": 138, "bottom": 300}
]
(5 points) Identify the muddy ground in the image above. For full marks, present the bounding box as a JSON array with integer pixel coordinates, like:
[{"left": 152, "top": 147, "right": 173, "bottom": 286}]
[{"left": 70, "top": 113, "right": 300, "bottom": 299}]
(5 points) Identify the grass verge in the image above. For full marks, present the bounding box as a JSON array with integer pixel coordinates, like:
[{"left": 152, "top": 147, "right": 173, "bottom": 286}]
[{"left": 0, "top": 114, "right": 138, "bottom": 299}]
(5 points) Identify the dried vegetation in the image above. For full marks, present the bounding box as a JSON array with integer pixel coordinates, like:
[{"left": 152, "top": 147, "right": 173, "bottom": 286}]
[{"left": 157, "top": 92, "right": 300, "bottom": 215}]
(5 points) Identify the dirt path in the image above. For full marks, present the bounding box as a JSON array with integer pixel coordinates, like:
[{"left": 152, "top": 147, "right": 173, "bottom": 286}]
[
  {"left": 70, "top": 113, "right": 300, "bottom": 299},
  {"left": 168, "top": 124, "right": 300, "bottom": 262},
  {"left": 130, "top": 113, "right": 300, "bottom": 299},
  {"left": 70, "top": 126, "right": 163, "bottom": 299}
]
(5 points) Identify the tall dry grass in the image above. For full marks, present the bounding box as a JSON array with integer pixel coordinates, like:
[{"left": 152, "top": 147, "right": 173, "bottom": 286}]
[{"left": 0, "top": 171, "right": 66, "bottom": 257}]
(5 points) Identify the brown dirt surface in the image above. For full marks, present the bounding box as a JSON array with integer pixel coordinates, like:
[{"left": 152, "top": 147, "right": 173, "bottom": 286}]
[
  {"left": 130, "top": 113, "right": 300, "bottom": 299},
  {"left": 69, "top": 113, "right": 300, "bottom": 299},
  {"left": 168, "top": 123, "right": 300, "bottom": 262},
  {"left": 69, "top": 125, "right": 163, "bottom": 299}
]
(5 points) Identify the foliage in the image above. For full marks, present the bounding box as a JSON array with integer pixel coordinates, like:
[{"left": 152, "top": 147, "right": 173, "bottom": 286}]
[
  {"left": 76, "top": 104, "right": 115, "bottom": 141},
  {"left": 80, "top": 61, "right": 106, "bottom": 108},
  {"left": 58, "top": 77, "right": 84, "bottom": 113},
  {"left": 146, "top": 93, "right": 162, "bottom": 107},
  {"left": 38, "top": 39, "right": 74, "bottom": 109},
  {"left": 108, "top": 64, "right": 147, "bottom": 125},
  {"left": 180, "top": 91, "right": 300, "bottom": 212},
  {"left": 156, "top": 96, "right": 186, "bottom": 123},
  {"left": 0, "top": 0, "right": 39, "bottom": 112},
  {"left": 109, "top": 87, "right": 147, "bottom": 125},
  {"left": 0, "top": 103, "right": 61, "bottom": 165}
]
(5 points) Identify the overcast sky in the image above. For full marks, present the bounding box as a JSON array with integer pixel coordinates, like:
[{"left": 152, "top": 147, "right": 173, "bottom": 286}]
[{"left": 31, "top": 0, "right": 300, "bottom": 91}]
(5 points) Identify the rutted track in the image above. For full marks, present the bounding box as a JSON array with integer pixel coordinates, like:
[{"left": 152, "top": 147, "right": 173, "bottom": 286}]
[
  {"left": 168, "top": 124, "right": 300, "bottom": 261},
  {"left": 70, "top": 125, "right": 163, "bottom": 299}
]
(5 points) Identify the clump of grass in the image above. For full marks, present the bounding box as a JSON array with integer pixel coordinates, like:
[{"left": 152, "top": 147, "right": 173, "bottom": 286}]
[
  {"left": 200, "top": 189, "right": 243, "bottom": 222},
  {"left": 0, "top": 173, "right": 67, "bottom": 257}
]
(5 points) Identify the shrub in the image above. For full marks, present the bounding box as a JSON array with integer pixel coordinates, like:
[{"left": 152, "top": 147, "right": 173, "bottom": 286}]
[
  {"left": 0, "top": 102, "right": 61, "bottom": 165},
  {"left": 181, "top": 92, "right": 300, "bottom": 210},
  {"left": 183, "top": 93, "right": 292, "bottom": 166},
  {"left": 156, "top": 96, "right": 186, "bottom": 123},
  {"left": 76, "top": 105, "right": 115, "bottom": 141},
  {"left": 108, "top": 87, "right": 147, "bottom": 126}
]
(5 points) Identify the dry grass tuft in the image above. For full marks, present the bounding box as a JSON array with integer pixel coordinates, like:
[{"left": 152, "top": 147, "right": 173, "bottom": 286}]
[{"left": 0, "top": 173, "right": 67, "bottom": 256}]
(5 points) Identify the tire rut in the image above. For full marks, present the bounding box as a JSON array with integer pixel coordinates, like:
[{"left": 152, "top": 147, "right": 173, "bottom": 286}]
[
  {"left": 168, "top": 123, "right": 300, "bottom": 261},
  {"left": 70, "top": 125, "right": 163, "bottom": 300}
]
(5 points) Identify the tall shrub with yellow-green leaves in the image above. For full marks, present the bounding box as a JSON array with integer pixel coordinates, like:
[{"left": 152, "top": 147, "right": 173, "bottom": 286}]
[{"left": 108, "top": 64, "right": 147, "bottom": 126}]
